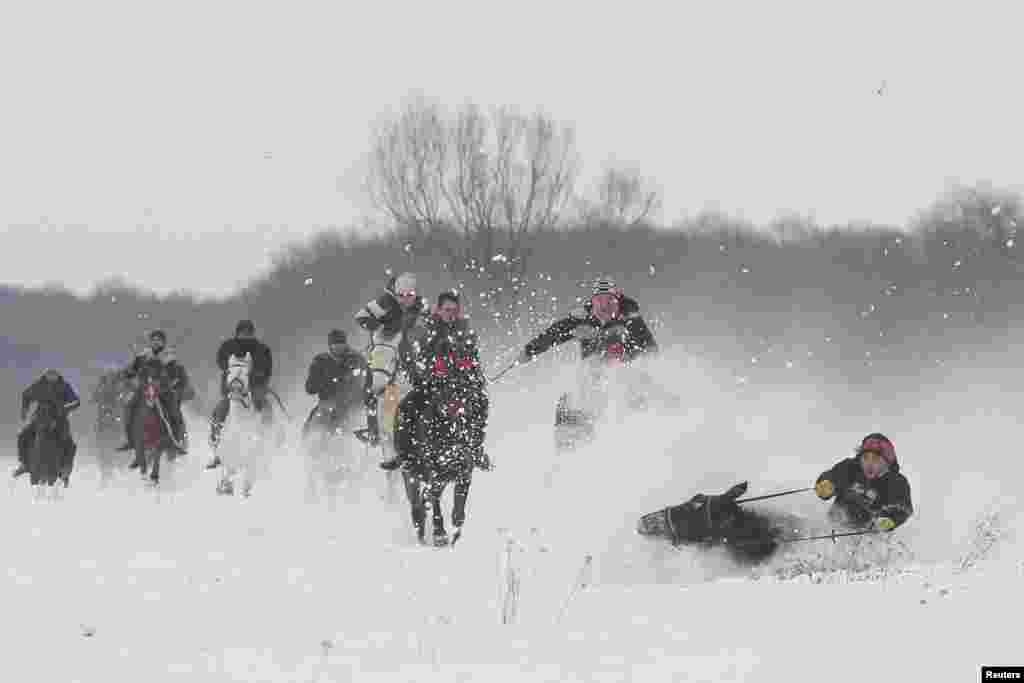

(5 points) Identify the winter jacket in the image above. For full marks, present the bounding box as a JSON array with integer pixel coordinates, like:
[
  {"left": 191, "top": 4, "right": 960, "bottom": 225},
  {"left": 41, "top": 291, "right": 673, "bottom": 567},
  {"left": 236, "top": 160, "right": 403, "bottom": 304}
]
[
  {"left": 523, "top": 296, "right": 658, "bottom": 363},
  {"left": 354, "top": 290, "right": 428, "bottom": 345},
  {"left": 22, "top": 375, "right": 80, "bottom": 437},
  {"left": 123, "top": 348, "right": 193, "bottom": 402},
  {"left": 305, "top": 347, "right": 369, "bottom": 402},
  {"left": 216, "top": 337, "right": 273, "bottom": 388},
  {"left": 413, "top": 313, "right": 485, "bottom": 388},
  {"left": 817, "top": 457, "right": 914, "bottom": 529}
]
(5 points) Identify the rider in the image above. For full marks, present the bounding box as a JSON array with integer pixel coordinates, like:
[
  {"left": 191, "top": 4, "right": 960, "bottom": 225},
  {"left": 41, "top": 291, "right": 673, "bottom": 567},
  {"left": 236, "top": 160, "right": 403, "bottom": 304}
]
[
  {"left": 814, "top": 433, "right": 914, "bottom": 532},
  {"left": 383, "top": 289, "right": 491, "bottom": 472},
  {"left": 352, "top": 272, "right": 428, "bottom": 446},
  {"left": 12, "top": 368, "right": 80, "bottom": 478},
  {"left": 302, "top": 329, "right": 369, "bottom": 437},
  {"left": 516, "top": 278, "right": 658, "bottom": 366},
  {"left": 206, "top": 319, "right": 274, "bottom": 468},
  {"left": 116, "top": 329, "right": 191, "bottom": 457}
]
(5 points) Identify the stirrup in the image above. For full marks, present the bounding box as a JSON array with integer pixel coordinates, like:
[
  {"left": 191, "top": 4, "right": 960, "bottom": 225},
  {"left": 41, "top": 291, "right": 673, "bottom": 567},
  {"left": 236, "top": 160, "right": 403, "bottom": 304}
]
[
  {"left": 379, "top": 456, "right": 402, "bottom": 471},
  {"left": 354, "top": 428, "right": 380, "bottom": 446}
]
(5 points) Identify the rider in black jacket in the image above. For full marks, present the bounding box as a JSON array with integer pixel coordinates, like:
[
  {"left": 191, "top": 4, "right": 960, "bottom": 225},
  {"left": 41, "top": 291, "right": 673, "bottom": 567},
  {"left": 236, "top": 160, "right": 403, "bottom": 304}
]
[
  {"left": 12, "top": 369, "right": 80, "bottom": 479},
  {"left": 518, "top": 279, "right": 658, "bottom": 365},
  {"left": 302, "top": 329, "right": 369, "bottom": 437},
  {"left": 206, "top": 320, "right": 274, "bottom": 468}
]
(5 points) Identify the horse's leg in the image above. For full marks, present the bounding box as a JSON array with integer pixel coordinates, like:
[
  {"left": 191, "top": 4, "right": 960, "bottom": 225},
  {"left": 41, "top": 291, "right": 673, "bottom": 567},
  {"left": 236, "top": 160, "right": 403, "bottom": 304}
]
[
  {"left": 429, "top": 478, "right": 448, "bottom": 546},
  {"left": 402, "top": 470, "right": 427, "bottom": 544},
  {"left": 451, "top": 470, "right": 472, "bottom": 543},
  {"left": 151, "top": 446, "right": 161, "bottom": 484}
]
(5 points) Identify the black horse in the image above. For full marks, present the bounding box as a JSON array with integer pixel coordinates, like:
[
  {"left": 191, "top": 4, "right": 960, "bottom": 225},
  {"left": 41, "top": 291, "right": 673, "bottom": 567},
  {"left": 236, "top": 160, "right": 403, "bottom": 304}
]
[
  {"left": 302, "top": 393, "right": 365, "bottom": 503},
  {"left": 636, "top": 482, "right": 791, "bottom": 564},
  {"left": 400, "top": 392, "right": 481, "bottom": 547},
  {"left": 28, "top": 400, "right": 74, "bottom": 488}
]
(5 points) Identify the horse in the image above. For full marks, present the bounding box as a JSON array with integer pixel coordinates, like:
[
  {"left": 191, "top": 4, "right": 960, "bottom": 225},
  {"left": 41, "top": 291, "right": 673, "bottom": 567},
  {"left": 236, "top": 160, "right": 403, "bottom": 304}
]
[
  {"left": 636, "top": 482, "right": 794, "bottom": 565},
  {"left": 92, "top": 371, "right": 134, "bottom": 485},
  {"left": 301, "top": 389, "right": 367, "bottom": 506},
  {"left": 400, "top": 389, "right": 482, "bottom": 547},
  {"left": 359, "top": 338, "right": 410, "bottom": 503},
  {"left": 552, "top": 324, "right": 673, "bottom": 454},
  {"left": 215, "top": 353, "right": 268, "bottom": 497},
  {"left": 131, "top": 377, "right": 181, "bottom": 486},
  {"left": 27, "top": 399, "right": 73, "bottom": 490}
]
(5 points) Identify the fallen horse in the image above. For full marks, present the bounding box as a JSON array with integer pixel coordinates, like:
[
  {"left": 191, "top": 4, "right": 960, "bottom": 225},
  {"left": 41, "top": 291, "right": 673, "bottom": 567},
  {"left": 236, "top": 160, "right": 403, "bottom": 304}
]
[{"left": 636, "top": 481, "right": 877, "bottom": 565}]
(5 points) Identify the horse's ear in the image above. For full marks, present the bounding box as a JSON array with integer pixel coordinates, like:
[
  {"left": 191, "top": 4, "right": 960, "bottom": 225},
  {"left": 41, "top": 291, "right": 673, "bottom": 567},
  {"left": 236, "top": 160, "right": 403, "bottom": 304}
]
[{"left": 723, "top": 481, "right": 749, "bottom": 500}]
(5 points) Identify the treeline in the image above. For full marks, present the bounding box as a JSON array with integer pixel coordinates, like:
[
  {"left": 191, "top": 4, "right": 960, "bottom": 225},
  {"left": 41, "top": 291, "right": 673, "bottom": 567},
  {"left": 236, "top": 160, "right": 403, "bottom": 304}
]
[{"left": 3, "top": 182, "right": 1023, "bottom": 416}]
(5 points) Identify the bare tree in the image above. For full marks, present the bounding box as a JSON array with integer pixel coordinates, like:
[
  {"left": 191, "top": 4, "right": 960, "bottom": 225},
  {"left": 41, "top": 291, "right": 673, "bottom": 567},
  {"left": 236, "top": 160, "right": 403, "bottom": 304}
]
[
  {"left": 580, "top": 167, "right": 662, "bottom": 227},
  {"left": 366, "top": 96, "right": 580, "bottom": 328}
]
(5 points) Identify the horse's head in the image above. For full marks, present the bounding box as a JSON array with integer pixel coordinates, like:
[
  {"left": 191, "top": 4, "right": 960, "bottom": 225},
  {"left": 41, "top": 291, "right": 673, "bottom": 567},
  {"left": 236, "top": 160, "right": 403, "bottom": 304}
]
[
  {"left": 637, "top": 482, "right": 750, "bottom": 545},
  {"left": 226, "top": 353, "right": 251, "bottom": 400},
  {"left": 32, "top": 400, "right": 62, "bottom": 433},
  {"left": 142, "top": 379, "right": 161, "bottom": 406}
]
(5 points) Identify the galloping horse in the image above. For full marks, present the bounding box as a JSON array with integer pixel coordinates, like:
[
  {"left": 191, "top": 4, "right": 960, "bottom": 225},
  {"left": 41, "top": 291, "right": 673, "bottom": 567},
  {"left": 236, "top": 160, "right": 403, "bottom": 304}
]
[
  {"left": 92, "top": 370, "right": 134, "bottom": 485},
  {"left": 302, "top": 381, "right": 368, "bottom": 505},
  {"left": 27, "top": 399, "right": 73, "bottom": 489},
  {"left": 131, "top": 377, "right": 180, "bottom": 486},
  {"left": 360, "top": 338, "right": 408, "bottom": 503},
  {"left": 553, "top": 323, "right": 657, "bottom": 453},
  {"left": 401, "top": 390, "right": 481, "bottom": 546},
  {"left": 215, "top": 353, "right": 267, "bottom": 497}
]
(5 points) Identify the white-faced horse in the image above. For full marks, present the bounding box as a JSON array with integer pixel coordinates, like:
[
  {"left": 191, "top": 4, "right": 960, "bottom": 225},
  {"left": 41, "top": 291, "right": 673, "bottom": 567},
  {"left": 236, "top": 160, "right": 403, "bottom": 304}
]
[{"left": 215, "top": 353, "right": 268, "bottom": 497}]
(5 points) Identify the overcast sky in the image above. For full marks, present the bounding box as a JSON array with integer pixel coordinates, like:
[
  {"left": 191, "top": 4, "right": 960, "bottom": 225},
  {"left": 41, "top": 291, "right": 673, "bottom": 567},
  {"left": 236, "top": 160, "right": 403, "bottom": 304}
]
[{"left": 1, "top": 0, "right": 1021, "bottom": 298}]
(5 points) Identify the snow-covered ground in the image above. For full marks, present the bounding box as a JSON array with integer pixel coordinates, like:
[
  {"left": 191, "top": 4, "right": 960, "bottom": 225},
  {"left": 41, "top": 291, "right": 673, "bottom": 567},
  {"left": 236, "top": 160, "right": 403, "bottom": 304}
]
[{"left": 2, "top": 346, "right": 1020, "bottom": 682}]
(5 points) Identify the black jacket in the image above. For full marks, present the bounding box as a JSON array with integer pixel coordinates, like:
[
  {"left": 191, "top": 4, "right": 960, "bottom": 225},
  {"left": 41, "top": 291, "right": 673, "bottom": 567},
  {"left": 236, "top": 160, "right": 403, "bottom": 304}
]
[
  {"left": 216, "top": 337, "right": 273, "bottom": 387},
  {"left": 523, "top": 296, "right": 658, "bottom": 362},
  {"left": 124, "top": 350, "right": 193, "bottom": 401},
  {"left": 355, "top": 291, "right": 427, "bottom": 342},
  {"left": 305, "top": 348, "right": 368, "bottom": 402},
  {"left": 22, "top": 375, "right": 80, "bottom": 439},
  {"left": 413, "top": 316, "right": 485, "bottom": 388},
  {"left": 817, "top": 457, "right": 914, "bottom": 529}
]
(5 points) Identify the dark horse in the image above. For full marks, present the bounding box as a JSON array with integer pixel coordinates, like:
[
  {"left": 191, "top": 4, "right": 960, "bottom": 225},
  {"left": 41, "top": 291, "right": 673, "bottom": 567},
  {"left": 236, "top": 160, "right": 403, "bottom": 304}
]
[
  {"left": 636, "top": 482, "right": 792, "bottom": 565},
  {"left": 131, "top": 378, "right": 180, "bottom": 485},
  {"left": 302, "top": 392, "right": 366, "bottom": 504},
  {"left": 28, "top": 399, "right": 74, "bottom": 488},
  {"left": 401, "top": 395, "right": 477, "bottom": 547}
]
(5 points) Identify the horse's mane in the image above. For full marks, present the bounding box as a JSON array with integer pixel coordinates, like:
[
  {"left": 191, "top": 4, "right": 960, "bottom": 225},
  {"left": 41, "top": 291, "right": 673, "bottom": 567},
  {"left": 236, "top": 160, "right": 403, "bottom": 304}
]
[{"left": 226, "top": 353, "right": 252, "bottom": 396}]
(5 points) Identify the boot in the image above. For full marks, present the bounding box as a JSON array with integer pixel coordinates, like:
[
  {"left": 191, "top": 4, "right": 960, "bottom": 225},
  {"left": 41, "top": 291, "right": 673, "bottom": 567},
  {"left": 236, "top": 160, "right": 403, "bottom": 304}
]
[
  {"left": 355, "top": 413, "right": 381, "bottom": 446},
  {"left": 379, "top": 455, "right": 403, "bottom": 471},
  {"left": 205, "top": 420, "right": 224, "bottom": 469}
]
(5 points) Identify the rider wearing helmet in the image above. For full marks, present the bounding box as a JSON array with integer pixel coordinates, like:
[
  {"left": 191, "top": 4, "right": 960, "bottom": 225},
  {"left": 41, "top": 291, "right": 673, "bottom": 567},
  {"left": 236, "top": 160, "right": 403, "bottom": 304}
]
[
  {"left": 814, "top": 433, "right": 914, "bottom": 532},
  {"left": 352, "top": 272, "right": 428, "bottom": 445},
  {"left": 517, "top": 278, "right": 658, "bottom": 365}
]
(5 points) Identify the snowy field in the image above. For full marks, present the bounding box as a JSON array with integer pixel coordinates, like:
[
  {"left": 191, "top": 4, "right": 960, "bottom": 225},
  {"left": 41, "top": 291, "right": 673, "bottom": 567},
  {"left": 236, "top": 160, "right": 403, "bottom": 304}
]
[{"left": 2, "top": 347, "right": 1021, "bottom": 682}]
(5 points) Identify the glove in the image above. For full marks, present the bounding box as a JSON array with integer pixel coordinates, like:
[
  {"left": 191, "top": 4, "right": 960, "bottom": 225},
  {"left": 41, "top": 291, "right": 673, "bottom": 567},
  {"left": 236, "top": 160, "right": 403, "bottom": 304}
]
[
  {"left": 875, "top": 517, "right": 896, "bottom": 532},
  {"left": 815, "top": 479, "right": 834, "bottom": 500}
]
